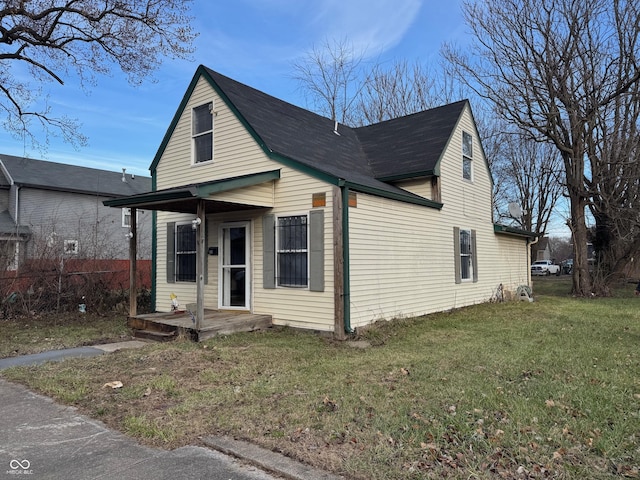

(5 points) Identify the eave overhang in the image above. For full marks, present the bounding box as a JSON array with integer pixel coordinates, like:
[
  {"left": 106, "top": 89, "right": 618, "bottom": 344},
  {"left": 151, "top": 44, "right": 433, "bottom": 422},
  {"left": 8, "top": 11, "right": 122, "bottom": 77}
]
[
  {"left": 494, "top": 224, "right": 538, "bottom": 239},
  {"left": 103, "top": 170, "right": 280, "bottom": 213}
]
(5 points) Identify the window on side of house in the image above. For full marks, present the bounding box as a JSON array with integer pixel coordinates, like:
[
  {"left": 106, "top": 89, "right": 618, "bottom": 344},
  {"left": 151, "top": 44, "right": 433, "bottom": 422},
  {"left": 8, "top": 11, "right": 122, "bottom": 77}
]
[
  {"left": 454, "top": 227, "right": 477, "bottom": 284},
  {"left": 276, "top": 215, "right": 308, "bottom": 287},
  {"left": 192, "top": 102, "right": 213, "bottom": 164},
  {"left": 176, "top": 223, "right": 196, "bottom": 282},
  {"left": 459, "top": 228, "right": 473, "bottom": 280},
  {"left": 462, "top": 131, "right": 473, "bottom": 181}
]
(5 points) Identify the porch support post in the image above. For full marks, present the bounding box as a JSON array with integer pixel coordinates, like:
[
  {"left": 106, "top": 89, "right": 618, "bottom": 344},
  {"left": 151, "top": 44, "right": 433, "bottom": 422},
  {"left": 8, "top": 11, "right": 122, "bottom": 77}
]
[
  {"left": 129, "top": 207, "right": 137, "bottom": 317},
  {"left": 196, "top": 199, "right": 206, "bottom": 331}
]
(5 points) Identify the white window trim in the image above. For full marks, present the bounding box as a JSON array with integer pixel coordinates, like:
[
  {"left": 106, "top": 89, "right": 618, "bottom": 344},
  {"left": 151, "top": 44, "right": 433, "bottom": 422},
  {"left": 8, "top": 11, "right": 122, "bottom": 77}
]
[
  {"left": 191, "top": 101, "right": 214, "bottom": 165},
  {"left": 459, "top": 228, "right": 473, "bottom": 282},
  {"left": 275, "top": 213, "right": 309, "bottom": 288}
]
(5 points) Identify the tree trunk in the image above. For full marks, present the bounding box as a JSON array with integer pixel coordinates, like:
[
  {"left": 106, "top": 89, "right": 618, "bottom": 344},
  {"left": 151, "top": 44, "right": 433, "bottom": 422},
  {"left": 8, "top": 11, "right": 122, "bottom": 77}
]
[{"left": 569, "top": 195, "right": 591, "bottom": 296}]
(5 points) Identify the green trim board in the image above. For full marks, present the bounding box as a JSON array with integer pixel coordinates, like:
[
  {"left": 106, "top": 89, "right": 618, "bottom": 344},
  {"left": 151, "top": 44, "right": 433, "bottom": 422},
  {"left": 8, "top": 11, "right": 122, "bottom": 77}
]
[{"left": 493, "top": 224, "right": 538, "bottom": 238}]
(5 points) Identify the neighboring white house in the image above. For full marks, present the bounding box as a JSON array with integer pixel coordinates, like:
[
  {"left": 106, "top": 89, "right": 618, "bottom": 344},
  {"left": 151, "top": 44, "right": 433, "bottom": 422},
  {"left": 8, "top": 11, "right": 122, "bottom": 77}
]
[
  {"left": 105, "top": 65, "right": 536, "bottom": 335},
  {"left": 0, "top": 154, "right": 152, "bottom": 270}
]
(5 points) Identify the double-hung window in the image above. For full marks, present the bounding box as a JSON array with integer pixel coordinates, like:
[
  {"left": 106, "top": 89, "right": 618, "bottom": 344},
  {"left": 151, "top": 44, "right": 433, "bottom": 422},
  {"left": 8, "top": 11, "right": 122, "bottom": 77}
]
[
  {"left": 454, "top": 227, "right": 477, "bottom": 284},
  {"left": 193, "top": 102, "right": 213, "bottom": 163},
  {"left": 462, "top": 131, "right": 473, "bottom": 181},
  {"left": 276, "top": 215, "right": 308, "bottom": 287},
  {"left": 175, "top": 223, "right": 196, "bottom": 282},
  {"left": 459, "top": 229, "right": 472, "bottom": 280}
]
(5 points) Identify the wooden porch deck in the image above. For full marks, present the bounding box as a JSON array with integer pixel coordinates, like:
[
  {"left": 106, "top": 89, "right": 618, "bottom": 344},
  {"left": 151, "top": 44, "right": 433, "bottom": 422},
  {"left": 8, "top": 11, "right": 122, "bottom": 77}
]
[{"left": 128, "top": 309, "right": 272, "bottom": 342}]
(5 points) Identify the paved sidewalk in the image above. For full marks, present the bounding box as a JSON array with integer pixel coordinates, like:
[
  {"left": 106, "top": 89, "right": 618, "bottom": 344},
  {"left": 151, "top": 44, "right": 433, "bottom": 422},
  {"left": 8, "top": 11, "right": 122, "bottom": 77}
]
[
  {"left": 0, "top": 343, "right": 344, "bottom": 480},
  {"left": 0, "top": 341, "right": 148, "bottom": 370},
  {"left": 0, "top": 379, "right": 277, "bottom": 480}
]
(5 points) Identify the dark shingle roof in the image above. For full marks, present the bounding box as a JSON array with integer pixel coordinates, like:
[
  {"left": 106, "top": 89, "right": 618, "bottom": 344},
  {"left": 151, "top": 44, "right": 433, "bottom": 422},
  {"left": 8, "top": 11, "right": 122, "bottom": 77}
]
[
  {"left": 354, "top": 101, "right": 467, "bottom": 180},
  {"left": 203, "top": 68, "right": 467, "bottom": 201},
  {"left": 0, "top": 154, "right": 151, "bottom": 197}
]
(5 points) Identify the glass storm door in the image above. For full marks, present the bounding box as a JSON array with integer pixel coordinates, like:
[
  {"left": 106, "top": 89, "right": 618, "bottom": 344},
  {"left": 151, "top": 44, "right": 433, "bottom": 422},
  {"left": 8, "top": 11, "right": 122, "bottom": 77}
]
[{"left": 220, "top": 223, "right": 250, "bottom": 309}]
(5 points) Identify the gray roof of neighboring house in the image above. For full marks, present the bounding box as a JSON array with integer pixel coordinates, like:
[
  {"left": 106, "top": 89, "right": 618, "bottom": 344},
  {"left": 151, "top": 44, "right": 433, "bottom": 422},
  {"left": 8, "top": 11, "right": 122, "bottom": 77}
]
[{"left": 0, "top": 154, "right": 151, "bottom": 197}]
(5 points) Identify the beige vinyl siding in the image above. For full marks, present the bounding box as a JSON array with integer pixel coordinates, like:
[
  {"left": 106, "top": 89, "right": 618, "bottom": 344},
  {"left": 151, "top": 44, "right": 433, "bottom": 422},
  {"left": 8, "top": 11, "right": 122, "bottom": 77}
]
[
  {"left": 154, "top": 76, "right": 336, "bottom": 330},
  {"left": 156, "top": 77, "right": 277, "bottom": 189},
  {"left": 253, "top": 168, "right": 335, "bottom": 331},
  {"left": 155, "top": 170, "right": 335, "bottom": 331},
  {"left": 208, "top": 182, "right": 274, "bottom": 207},
  {"left": 348, "top": 104, "right": 528, "bottom": 326},
  {"left": 392, "top": 178, "right": 432, "bottom": 199}
]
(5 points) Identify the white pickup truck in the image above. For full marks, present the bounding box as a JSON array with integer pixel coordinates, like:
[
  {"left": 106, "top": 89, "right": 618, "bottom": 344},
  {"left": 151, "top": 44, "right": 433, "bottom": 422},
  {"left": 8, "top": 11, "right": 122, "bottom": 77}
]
[{"left": 531, "top": 260, "right": 561, "bottom": 276}]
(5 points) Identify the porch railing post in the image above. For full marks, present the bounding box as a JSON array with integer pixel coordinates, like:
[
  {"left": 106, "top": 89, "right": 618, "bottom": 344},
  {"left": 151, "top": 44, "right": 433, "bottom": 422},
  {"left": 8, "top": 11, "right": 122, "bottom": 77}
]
[{"left": 196, "top": 200, "right": 206, "bottom": 331}]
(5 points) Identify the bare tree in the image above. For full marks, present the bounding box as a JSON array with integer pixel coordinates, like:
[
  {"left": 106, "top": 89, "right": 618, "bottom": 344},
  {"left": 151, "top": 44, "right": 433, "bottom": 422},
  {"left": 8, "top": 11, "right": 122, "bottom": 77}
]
[
  {"left": 355, "top": 59, "right": 442, "bottom": 125},
  {"left": 292, "top": 38, "right": 366, "bottom": 126},
  {"left": 443, "top": 0, "right": 640, "bottom": 296},
  {"left": 0, "top": 0, "right": 196, "bottom": 148},
  {"left": 493, "top": 131, "right": 564, "bottom": 238}
]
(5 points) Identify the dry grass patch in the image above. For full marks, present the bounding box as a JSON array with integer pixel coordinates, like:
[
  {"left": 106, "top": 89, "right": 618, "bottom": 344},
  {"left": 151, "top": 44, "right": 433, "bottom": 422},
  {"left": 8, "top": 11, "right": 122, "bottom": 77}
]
[
  {"left": 2, "top": 282, "right": 640, "bottom": 479},
  {"left": 0, "top": 312, "right": 131, "bottom": 358}
]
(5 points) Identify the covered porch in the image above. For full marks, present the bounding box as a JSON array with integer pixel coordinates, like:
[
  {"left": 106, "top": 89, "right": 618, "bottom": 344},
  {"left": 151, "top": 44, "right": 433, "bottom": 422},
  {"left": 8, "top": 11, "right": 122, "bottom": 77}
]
[{"left": 103, "top": 170, "right": 280, "bottom": 340}]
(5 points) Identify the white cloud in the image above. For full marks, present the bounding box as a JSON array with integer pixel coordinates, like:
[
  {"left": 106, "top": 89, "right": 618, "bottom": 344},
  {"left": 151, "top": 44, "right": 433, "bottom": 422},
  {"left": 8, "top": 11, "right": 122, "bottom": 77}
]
[{"left": 310, "top": 0, "right": 422, "bottom": 56}]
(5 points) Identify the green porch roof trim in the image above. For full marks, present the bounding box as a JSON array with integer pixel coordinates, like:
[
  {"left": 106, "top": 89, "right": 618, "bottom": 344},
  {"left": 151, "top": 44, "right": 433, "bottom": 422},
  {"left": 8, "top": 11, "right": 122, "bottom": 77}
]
[
  {"left": 104, "top": 170, "right": 280, "bottom": 208},
  {"left": 494, "top": 224, "right": 537, "bottom": 238}
]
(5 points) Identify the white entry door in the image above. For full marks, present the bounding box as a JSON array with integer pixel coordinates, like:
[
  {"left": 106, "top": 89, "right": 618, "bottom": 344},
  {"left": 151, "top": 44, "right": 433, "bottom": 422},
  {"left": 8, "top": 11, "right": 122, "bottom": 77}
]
[{"left": 219, "top": 222, "right": 250, "bottom": 309}]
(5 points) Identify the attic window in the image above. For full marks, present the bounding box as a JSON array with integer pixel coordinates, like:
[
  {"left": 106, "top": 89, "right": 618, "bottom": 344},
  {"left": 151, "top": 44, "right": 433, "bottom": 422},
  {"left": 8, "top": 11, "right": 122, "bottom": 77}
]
[
  {"left": 193, "top": 102, "right": 213, "bottom": 164},
  {"left": 462, "top": 131, "right": 473, "bottom": 181}
]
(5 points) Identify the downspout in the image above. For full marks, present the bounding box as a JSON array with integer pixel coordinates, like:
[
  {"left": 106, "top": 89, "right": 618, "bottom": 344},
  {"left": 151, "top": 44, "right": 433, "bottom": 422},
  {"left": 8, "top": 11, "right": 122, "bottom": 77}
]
[
  {"left": 527, "top": 236, "right": 540, "bottom": 287},
  {"left": 342, "top": 185, "right": 353, "bottom": 334}
]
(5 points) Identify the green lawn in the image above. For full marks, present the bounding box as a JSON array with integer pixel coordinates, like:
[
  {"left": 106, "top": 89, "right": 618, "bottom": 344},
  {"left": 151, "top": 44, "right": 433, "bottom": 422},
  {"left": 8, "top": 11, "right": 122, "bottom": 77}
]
[{"left": 2, "top": 278, "right": 639, "bottom": 479}]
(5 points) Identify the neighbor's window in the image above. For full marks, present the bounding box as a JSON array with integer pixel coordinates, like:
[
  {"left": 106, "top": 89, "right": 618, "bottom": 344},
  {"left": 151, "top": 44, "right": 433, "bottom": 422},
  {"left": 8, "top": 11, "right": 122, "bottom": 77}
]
[
  {"left": 192, "top": 102, "right": 213, "bottom": 163},
  {"left": 276, "top": 215, "right": 308, "bottom": 287},
  {"left": 176, "top": 223, "right": 196, "bottom": 282},
  {"left": 459, "top": 228, "right": 473, "bottom": 280},
  {"left": 462, "top": 131, "right": 473, "bottom": 180},
  {"left": 122, "top": 208, "right": 132, "bottom": 227}
]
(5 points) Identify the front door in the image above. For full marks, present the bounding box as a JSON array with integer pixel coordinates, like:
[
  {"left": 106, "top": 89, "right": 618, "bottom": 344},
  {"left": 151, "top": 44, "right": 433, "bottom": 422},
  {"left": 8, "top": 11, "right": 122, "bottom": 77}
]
[{"left": 219, "top": 222, "right": 250, "bottom": 309}]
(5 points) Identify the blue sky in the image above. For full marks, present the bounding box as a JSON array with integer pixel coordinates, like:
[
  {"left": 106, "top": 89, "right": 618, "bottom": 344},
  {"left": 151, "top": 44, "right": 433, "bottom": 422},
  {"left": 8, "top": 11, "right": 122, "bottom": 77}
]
[{"left": 0, "top": 0, "right": 468, "bottom": 177}]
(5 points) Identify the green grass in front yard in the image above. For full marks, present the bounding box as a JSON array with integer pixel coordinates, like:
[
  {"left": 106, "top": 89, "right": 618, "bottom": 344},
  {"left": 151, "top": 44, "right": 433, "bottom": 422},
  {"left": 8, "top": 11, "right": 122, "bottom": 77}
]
[
  {"left": 2, "top": 282, "right": 639, "bottom": 479},
  {"left": 0, "top": 312, "right": 131, "bottom": 358}
]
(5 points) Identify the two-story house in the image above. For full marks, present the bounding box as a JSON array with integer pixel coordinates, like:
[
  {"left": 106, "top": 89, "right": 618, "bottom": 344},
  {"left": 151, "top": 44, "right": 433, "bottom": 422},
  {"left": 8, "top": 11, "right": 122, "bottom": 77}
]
[
  {"left": 0, "top": 154, "right": 152, "bottom": 271},
  {"left": 105, "top": 66, "right": 535, "bottom": 336}
]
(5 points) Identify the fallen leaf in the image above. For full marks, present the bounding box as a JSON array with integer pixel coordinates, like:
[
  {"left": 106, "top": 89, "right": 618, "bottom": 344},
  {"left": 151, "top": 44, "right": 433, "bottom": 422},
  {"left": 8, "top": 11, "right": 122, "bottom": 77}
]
[
  {"left": 103, "top": 381, "right": 123, "bottom": 389},
  {"left": 545, "top": 399, "right": 555, "bottom": 408}
]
